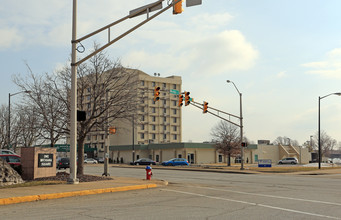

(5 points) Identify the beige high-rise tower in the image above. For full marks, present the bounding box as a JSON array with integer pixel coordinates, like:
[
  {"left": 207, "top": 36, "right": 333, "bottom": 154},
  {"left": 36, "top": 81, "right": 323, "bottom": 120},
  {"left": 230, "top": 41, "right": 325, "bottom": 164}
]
[{"left": 84, "top": 69, "right": 182, "bottom": 155}]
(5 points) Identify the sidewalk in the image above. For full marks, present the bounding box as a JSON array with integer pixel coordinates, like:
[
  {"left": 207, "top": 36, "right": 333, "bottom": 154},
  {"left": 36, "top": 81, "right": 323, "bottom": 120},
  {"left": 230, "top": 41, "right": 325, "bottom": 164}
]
[{"left": 0, "top": 176, "right": 168, "bottom": 206}]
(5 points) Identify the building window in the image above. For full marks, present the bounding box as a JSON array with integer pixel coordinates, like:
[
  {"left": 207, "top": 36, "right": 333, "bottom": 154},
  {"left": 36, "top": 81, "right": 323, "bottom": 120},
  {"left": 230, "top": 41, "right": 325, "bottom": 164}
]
[
  {"left": 173, "top": 84, "right": 176, "bottom": 89},
  {"left": 173, "top": 134, "right": 177, "bottom": 140},
  {"left": 141, "top": 81, "right": 145, "bottom": 86},
  {"left": 173, "top": 117, "right": 177, "bottom": 123},
  {"left": 219, "top": 155, "right": 223, "bottom": 163},
  {"left": 173, "top": 126, "right": 177, "bottom": 132},
  {"left": 87, "top": 135, "right": 90, "bottom": 141},
  {"left": 141, "top": 107, "right": 145, "bottom": 112},
  {"left": 163, "top": 100, "right": 166, "bottom": 105},
  {"left": 163, "top": 108, "right": 167, "bottom": 114},
  {"left": 152, "top": 125, "right": 156, "bottom": 131},
  {"left": 163, "top": 83, "right": 166, "bottom": 88},
  {"left": 164, "top": 125, "right": 167, "bottom": 131},
  {"left": 87, "top": 95, "right": 91, "bottom": 101},
  {"left": 152, "top": 82, "right": 155, "bottom": 87},
  {"left": 152, "top": 107, "right": 156, "bottom": 113},
  {"left": 173, "top": 109, "right": 177, "bottom": 115},
  {"left": 152, "top": 134, "right": 156, "bottom": 139},
  {"left": 156, "top": 155, "right": 160, "bottom": 162},
  {"left": 87, "top": 87, "right": 91, "bottom": 93},
  {"left": 164, "top": 117, "right": 167, "bottom": 122},
  {"left": 141, "top": 115, "right": 145, "bottom": 121},
  {"left": 141, "top": 124, "right": 145, "bottom": 130},
  {"left": 140, "top": 133, "right": 145, "bottom": 139},
  {"left": 141, "top": 99, "right": 144, "bottom": 104},
  {"left": 173, "top": 100, "right": 177, "bottom": 106},
  {"left": 163, "top": 134, "right": 167, "bottom": 139},
  {"left": 87, "top": 103, "right": 91, "bottom": 109},
  {"left": 101, "top": 134, "right": 104, "bottom": 140},
  {"left": 152, "top": 116, "right": 156, "bottom": 122}
]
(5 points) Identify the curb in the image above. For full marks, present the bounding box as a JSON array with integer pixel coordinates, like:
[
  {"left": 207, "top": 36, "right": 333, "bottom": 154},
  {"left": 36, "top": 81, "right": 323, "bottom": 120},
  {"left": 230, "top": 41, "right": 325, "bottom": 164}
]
[{"left": 0, "top": 184, "right": 157, "bottom": 206}]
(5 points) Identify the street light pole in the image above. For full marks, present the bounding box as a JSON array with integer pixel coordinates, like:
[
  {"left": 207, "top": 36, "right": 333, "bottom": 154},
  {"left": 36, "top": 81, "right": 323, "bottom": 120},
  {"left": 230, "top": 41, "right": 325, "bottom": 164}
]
[
  {"left": 226, "top": 80, "right": 244, "bottom": 170},
  {"left": 69, "top": 0, "right": 79, "bottom": 184},
  {"left": 318, "top": 92, "right": 341, "bottom": 169},
  {"left": 8, "top": 91, "right": 31, "bottom": 150}
]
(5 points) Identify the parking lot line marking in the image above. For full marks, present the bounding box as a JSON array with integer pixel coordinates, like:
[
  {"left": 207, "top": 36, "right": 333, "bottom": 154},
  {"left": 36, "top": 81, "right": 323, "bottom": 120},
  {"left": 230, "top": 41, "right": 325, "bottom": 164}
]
[
  {"left": 194, "top": 186, "right": 341, "bottom": 206},
  {"left": 162, "top": 189, "right": 339, "bottom": 219}
]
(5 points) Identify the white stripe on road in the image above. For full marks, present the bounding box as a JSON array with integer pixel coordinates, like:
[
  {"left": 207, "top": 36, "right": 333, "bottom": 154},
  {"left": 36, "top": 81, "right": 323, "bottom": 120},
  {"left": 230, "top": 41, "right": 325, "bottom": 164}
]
[
  {"left": 194, "top": 186, "right": 341, "bottom": 206},
  {"left": 162, "top": 189, "right": 340, "bottom": 219}
]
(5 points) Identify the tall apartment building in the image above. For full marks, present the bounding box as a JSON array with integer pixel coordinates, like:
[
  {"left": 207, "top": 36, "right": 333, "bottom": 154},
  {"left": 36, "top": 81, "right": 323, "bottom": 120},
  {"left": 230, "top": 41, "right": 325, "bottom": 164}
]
[{"left": 84, "top": 69, "right": 182, "bottom": 155}]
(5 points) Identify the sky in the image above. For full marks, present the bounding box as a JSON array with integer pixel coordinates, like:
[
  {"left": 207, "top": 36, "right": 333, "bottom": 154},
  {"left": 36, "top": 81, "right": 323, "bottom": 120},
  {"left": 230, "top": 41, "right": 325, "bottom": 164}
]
[{"left": 1, "top": 0, "right": 341, "bottom": 146}]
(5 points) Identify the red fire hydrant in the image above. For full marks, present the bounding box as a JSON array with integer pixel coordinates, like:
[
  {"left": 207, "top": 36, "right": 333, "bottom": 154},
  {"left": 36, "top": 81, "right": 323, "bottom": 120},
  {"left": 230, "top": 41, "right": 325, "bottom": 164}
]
[{"left": 145, "top": 166, "right": 153, "bottom": 180}]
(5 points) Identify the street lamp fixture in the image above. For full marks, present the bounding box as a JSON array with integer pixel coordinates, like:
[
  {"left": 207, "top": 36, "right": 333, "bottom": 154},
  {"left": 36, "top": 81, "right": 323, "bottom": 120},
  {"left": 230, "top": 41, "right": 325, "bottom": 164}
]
[
  {"left": 8, "top": 90, "right": 31, "bottom": 150},
  {"left": 318, "top": 92, "right": 341, "bottom": 169},
  {"left": 226, "top": 80, "right": 244, "bottom": 170}
]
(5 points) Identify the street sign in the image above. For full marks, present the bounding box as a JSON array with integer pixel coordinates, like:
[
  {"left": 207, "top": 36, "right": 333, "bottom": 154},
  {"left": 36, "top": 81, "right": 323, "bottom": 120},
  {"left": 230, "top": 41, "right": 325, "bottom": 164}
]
[
  {"left": 186, "top": 0, "right": 202, "bottom": 7},
  {"left": 258, "top": 159, "right": 272, "bottom": 167},
  {"left": 170, "top": 89, "right": 179, "bottom": 95}
]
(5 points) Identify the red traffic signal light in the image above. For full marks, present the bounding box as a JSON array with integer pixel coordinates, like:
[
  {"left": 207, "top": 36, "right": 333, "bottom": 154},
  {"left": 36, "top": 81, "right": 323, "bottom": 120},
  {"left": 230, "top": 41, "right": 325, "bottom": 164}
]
[
  {"left": 184, "top": 91, "right": 190, "bottom": 106},
  {"left": 203, "top": 101, "right": 208, "bottom": 113},
  {"left": 109, "top": 127, "right": 117, "bottom": 134},
  {"left": 178, "top": 95, "right": 183, "bottom": 107},
  {"left": 153, "top": 86, "right": 160, "bottom": 101},
  {"left": 173, "top": 0, "right": 183, "bottom": 14},
  {"left": 241, "top": 142, "right": 247, "bottom": 147}
]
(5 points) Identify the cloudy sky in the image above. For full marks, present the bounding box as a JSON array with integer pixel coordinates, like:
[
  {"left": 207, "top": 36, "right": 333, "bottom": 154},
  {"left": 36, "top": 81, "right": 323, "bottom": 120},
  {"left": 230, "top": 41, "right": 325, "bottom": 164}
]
[{"left": 1, "top": 0, "right": 341, "bottom": 145}]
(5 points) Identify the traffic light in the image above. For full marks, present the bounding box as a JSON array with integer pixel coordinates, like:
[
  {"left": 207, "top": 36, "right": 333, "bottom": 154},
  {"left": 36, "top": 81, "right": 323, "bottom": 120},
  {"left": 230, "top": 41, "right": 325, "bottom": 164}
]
[
  {"left": 184, "top": 91, "right": 190, "bottom": 106},
  {"left": 153, "top": 86, "right": 160, "bottom": 102},
  {"left": 241, "top": 142, "right": 247, "bottom": 147},
  {"left": 173, "top": 0, "right": 184, "bottom": 14},
  {"left": 203, "top": 101, "right": 208, "bottom": 113},
  {"left": 178, "top": 94, "right": 184, "bottom": 107},
  {"left": 109, "top": 127, "right": 117, "bottom": 134}
]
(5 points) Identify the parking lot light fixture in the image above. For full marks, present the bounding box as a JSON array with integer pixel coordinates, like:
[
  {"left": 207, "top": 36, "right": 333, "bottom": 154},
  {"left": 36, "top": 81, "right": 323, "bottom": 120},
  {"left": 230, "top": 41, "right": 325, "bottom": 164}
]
[{"left": 318, "top": 92, "right": 341, "bottom": 169}]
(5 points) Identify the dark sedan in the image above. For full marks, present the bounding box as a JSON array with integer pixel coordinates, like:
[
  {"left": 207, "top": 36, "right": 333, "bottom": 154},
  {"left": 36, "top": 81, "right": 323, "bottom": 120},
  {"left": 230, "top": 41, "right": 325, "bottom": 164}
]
[
  {"left": 57, "top": 158, "right": 70, "bottom": 169},
  {"left": 130, "top": 158, "right": 156, "bottom": 165}
]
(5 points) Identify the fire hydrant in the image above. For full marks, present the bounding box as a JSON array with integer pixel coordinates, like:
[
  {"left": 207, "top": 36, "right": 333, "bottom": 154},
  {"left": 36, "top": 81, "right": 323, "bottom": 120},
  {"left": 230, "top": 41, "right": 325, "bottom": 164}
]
[{"left": 145, "top": 166, "right": 153, "bottom": 180}]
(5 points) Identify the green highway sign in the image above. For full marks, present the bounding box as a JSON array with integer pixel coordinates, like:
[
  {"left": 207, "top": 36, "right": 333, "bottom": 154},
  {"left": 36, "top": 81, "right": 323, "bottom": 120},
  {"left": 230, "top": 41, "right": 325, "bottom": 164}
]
[{"left": 170, "top": 89, "right": 179, "bottom": 95}]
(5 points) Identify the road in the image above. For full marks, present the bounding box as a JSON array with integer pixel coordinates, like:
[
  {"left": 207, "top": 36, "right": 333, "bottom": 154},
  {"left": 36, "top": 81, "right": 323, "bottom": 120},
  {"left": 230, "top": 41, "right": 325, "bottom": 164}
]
[{"left": 2, "top": 165, "right": 341, "bottom": 220}]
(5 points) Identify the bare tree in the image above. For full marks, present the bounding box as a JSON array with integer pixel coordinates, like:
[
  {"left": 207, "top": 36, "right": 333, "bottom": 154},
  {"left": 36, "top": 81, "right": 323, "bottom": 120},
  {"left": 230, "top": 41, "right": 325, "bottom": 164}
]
[
  {"left": 211, "top": 121, "right": 240, "bottom": 166},
  {"left": 56, "top": 48, "right": 138, "bottom": 175},
  {"left": 312, "top": 131, "right": 337, "bottom": 157},
  {"left": 13, "top": 66, "right": 67, "bottom": 148},
  {"left": 15, "top": 105, "right": 40, "bottom": 148},
  {"left": 273, "top": 136, "right": 299, "bottom": 146},
  {"left": 0, "top": 105, "right": 8, "bottom": 148}
]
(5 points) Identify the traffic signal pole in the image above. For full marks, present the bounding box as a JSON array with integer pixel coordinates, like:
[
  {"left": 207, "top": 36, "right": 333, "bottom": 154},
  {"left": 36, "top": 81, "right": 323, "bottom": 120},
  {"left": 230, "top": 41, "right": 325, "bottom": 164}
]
[{"left": 69, "top": 0, "right": 198, "bottom": 183}]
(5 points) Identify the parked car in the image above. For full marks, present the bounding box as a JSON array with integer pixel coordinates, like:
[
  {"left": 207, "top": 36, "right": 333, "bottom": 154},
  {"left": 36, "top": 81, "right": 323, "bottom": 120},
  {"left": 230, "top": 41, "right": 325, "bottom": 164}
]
[
  {"left": 0, "top": 149, "right": 18, "bottom": 155},
  {"left": 96, "top": 157, "right": 104, "bottom": 163},
  {"left": 0, "top": 154, "right": 22, "bottom": 174},
  {"left": 84, "top": 158, "right": 98, "bottom": 164},
  {"left": 162, "top": 158, "right": 189, "bottom": 166},
  {"left": 278, "top": 157, "right": 298, "bottom": 164},
  {"left": 130, "top": 158, "right": 156, "bottom": 165},
  {"left": 57, "top": 157, "right": 70, "bottom": 169}
]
